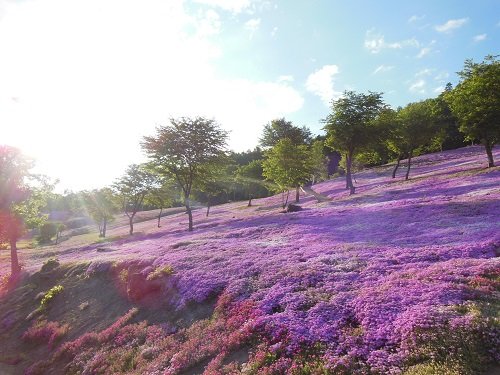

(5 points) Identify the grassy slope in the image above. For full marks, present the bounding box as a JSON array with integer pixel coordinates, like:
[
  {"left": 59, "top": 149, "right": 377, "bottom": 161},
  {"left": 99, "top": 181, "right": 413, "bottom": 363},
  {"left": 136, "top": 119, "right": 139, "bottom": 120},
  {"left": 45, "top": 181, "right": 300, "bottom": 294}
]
[{"left": 0, "top": 145, "right": 499, "bottom": 374}]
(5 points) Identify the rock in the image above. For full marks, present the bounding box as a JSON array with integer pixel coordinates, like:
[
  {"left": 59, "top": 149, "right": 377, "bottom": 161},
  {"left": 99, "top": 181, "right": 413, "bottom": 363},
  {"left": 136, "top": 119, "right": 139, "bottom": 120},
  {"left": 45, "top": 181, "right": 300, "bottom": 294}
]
[{"left": 286, "top": 204, "right": 303, "bottom": 213}]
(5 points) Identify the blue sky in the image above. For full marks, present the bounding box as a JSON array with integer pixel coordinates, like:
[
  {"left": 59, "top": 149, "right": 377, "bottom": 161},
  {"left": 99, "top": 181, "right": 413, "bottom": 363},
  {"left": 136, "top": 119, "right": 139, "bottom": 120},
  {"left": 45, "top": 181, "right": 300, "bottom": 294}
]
[{"left": 1, "top": 0, "right": 498, "bottom": 190}]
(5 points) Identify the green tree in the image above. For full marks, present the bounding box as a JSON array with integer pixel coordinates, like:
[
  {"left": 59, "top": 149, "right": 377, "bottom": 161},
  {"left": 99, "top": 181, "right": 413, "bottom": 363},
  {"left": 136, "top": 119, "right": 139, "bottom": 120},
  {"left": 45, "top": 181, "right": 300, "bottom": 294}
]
[
  {"left": 142, "top": 117, "right": 228, "bottom": 231},
  {"left": 114, "top": 164, "right": 157, "bottom": 235},
  {"left": 0, "top": 146, "right": 51, "bottom": 276},
  {"left": 195, "top": 161, "right": 231, "bottom": 217},
  {"left": 143, "top": 169, "right": 178, "bottom": 228},
  {"left": 397, "top": 99, "right": 436, "bottom": 180},
  {"left": 262, "top": 138, "right": 313, "bottom": 208},
  {"left": 82, "top": 188, "right": 118, "bottom": 238},
  {"left": 235, "top": 159, "right": 267, "bottom": 206},
  {"left": 445, "top": 55, "right": 500, "bottom": 167},
  {"left": 259, "top": 118, "right": 312, "bottom": 148},
  {"left": 323, "top": 91, "right": 387, "bottom": 194},
  {"left": 310, "top": 140, "right": 329, "bottom": 185}
]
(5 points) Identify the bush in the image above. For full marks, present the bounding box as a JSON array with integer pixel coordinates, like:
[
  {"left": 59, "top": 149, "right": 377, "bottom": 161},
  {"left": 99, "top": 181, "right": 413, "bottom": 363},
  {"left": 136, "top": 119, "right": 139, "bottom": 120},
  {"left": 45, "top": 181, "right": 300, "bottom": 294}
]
[
  {"left": 38, "top": 222, "right": 58, "bottom": 243},
  {"left": 23, "top": 320, "right": 69, "bottom": 349},
  {"left": 40, "top": 285, "right": 64, "bottom": 308}
]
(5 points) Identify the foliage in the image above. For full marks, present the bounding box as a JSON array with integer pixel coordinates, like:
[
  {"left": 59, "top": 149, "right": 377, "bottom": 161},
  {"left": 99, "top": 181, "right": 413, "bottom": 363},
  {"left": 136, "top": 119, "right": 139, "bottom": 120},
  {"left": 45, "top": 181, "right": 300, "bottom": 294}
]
[
  {"left": 323, "top": 91, "right": 387, "bottom": 193},
  {"left": 259, "top": 118, "right": 312, "bottom": 148},
  {"left": 445, "top": 55, "right": 500, "bottom": 167},
  {"left": 82, "top": 188, "right": 119, "bottom": 237},
  {"left": 142, "top": 116, "right": 228, "bottom": 231},
  {"left": 40, "top": 285, "right": 64, "bottom": 309},
  {"left": 114, "top": 164, "right": 158, "bottom": 235},
  {"left": 262, "top": 138, "right": 313, "bottom": 207},
  {"left": 38, "top": 222, "right": 58, "bottom": 243},
  {"left": 23, "top": 320, "right": 69, "bottom": 349},
  {"left": 0, "top": 145, "right": 52, "bottom": 275},
  {"left": 146, "top": 265, "right": 174, "bottom": 280},
  {"left": 309, "top": 140, "right": 329, "bottom": 184}
]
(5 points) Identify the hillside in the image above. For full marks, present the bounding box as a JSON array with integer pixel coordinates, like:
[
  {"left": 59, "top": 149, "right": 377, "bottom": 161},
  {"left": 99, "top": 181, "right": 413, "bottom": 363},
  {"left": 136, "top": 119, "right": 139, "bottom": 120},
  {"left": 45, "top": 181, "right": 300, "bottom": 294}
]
[{"left": 1, "top": 146, "right": 499, "bottom": 374}]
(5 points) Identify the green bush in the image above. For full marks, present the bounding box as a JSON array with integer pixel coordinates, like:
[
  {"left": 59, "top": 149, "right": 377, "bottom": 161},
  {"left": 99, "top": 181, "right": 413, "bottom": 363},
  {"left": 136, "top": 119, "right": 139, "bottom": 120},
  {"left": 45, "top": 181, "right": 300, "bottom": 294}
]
[{"left": 38, "top": 222, "right": 58, "bottom": 243}]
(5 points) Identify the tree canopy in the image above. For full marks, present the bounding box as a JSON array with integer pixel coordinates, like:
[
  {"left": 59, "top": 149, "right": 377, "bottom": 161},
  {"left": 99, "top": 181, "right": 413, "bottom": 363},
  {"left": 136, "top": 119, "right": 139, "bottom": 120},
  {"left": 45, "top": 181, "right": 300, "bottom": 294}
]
[
  {"left": 142, "top": 117, "right": 228, "bottom": 231},
  {"left": 445, "top": 55, "right": 500, "bottom": 167},
  {"left": 259, "top": 118, "right": 312, "bottom": 148}
]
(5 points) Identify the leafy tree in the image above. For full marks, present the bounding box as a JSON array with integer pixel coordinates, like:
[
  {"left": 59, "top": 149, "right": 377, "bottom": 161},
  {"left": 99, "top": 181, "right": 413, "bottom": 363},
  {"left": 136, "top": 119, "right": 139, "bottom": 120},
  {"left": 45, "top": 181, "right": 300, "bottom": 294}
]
[
  {"left": 194, "top": 162, "right": 231, "bottom": 217},
  {"left": 0, "top": 146, "right": 51, "bottom": 276},
  {"left": 323, "top": 91, "right": 387, "bottom": 194},
  {"left": 397, "top": 99, "right": 436, "bottom": 180},
  {"left": 82, "top": 188, "right": 118, "bottom": 238},
  {"left": 259, "top": 118, "right": 312, "bottom": 148},
  {"left": 235, "top": 159, "right": 267, "bottom": 206},
  {"left": 445, "top": 55, "right": 500, "bottom": 167},
  {"left": 114, "top": 164, "right": 157, "bottom": 235},
  {"left": 142, "top": 117, "right": 228, "bottom": 231},
  {"left": 262, "top": 138, "right": 313, "bottom": 208},
  {"left": 143, "top": 169, "right": 178, "bottom": 228},
  {"left": 229, "top": 147, "right": 264, "bottom": 166},
  {"left": 310, "top": 140, "right": 329, "bottom": 184}
]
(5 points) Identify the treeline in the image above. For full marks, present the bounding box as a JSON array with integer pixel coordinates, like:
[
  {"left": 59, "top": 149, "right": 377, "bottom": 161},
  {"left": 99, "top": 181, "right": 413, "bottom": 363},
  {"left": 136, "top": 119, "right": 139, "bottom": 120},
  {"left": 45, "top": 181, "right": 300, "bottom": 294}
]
[{"left": 1, "top": 55, "right": 498, "bottom": 278}]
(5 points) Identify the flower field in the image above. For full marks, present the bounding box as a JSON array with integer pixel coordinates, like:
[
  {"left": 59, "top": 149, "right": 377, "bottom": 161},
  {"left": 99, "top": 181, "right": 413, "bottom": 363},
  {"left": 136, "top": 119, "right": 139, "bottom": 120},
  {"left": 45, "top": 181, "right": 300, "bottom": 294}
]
[{"left": 1, "top": 146, "right": 499, "bottom": 374}]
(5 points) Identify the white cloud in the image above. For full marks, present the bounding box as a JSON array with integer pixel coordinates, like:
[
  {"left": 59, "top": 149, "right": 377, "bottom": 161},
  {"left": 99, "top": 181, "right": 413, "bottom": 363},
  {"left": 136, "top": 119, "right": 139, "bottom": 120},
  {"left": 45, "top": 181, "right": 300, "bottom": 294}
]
[
  {"left": 271, "top": 26, "right": 278, "bottom": 37},
  {"left": 278, "top": 75, "right": 294, "bottom": 83},
  {"left": 373, "top": 64, "right": 394, "bottom": 74},
  {"left": 434, "top": 71, "right": 449, "bottom": 81},
  {"left": 0, "top": 0, "right": 303, "bottom": 191},
  {"left": 435, "top": 18, "right": 469, "bottom": 33},
  {"left": 305, "top": 65, "right": 341, "bottom": 106},
  {"left": 408, "top": 15, "right": 425, "bottom": 23},
  {"left": 409, "top": 79, "right": 426, "bottom": 94},
  {"left": 415, "top": 68, "right": 434, "bottom": 77},
  {"left": 197, "top": 9, "right": 221, "bottom": 36},
  {"left": 244, "top": 17, "right": 260, "bottom": 38},
  {"left": 193, "top": 0, "right": 253, "bottom": 13},
  {"left": 416, "top": 47, "right": 431, "bottom": 58},
  {"left": 473, "top": 33, "right": 487, "bottom": 42},
  {"left": 364, "top": 29, "right": 419, "bottom": 53},
  {"left": 433, "top": 86, "right": 444, "bottom": 94}
]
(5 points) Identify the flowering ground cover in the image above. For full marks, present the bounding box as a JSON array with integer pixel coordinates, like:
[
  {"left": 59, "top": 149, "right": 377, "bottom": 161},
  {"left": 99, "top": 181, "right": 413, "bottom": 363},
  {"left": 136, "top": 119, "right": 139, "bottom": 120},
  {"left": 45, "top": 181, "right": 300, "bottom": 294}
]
[{"left": 0, "top": 146, "right": 499, "bottom": 374}]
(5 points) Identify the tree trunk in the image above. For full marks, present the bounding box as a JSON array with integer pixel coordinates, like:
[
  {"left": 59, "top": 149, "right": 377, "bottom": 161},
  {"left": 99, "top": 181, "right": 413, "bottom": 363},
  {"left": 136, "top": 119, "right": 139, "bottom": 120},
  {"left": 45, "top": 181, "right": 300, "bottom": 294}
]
[
  {"left": 129, "top": 215, "right": 134, "bottom": 235},
  {"left": 157, "top": 207, "right": 163, "bottom": 228},
  {"left": 295, "top": 186, "right": 300, "bottom": 203},
  {"left": 206, "top": 197, "right": 211, "bottom": 217},
  {"left": 102, "top": 218, "right": 107, "bottom": 237},
  {"left": 247, "top": 194, "right": 252, "bottom": 207},
  {"left": 10, "top": 237, "right": 20, "bottom": 276},
  {"left": 405, "top": 150, "right": 413, "bottom": 180},
  {"left": 346, "top": 152, "right": 355, "bottom": 195},
  {"left": 392, "top": 156, "right": 401, "bottom": 179},
  {"left": 484, "top": 141, "right": 495, "bottom": 167},
  {"left": 282, "top": 190, "right": 290, "bottom": 209},
  {"left": 185, "top": 196, "right": 193, "bottom": 231},
  {"left": 345, "top": 153, "right": 349, "bottom": 189}
]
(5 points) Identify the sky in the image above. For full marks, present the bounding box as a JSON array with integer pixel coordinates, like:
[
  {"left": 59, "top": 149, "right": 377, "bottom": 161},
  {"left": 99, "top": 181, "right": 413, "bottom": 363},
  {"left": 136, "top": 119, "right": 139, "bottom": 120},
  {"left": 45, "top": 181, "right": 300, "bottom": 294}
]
[{"left": 1, "top": 0, "right": 499, "bottom": 191}]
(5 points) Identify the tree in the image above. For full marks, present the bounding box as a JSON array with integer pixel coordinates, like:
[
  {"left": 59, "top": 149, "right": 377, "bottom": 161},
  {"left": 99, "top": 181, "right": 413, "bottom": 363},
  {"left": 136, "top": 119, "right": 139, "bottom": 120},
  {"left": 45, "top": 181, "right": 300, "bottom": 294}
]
[
  {"left": 143, "top": 169, "right": 178, "bottom": 228},
  {"left": 262, "top": 138, "right": 312, "bottom": 208},
  {"left": 259, "top": 118, "right": 312, "bottom": 148},
  {"left": 142, "top": 117, "right": 228, "bottom": 231},
  {"left": 194, "top": 162, "right": 231, "bottom": 217},
  {"left": 114, "top": 164, "right": 157, "bottom": 235},
  {"left": 323, "top": 91, "right": 387, "bottom": 194},
  {"left": 445, "top": 55, "right": 500, "bottom": 167},
  {"left": 83, "top": 188, "right": 118, "bottom": 237},
  {"left": 310, "top": 140, "right": 329, "bottom": 185},
  {"left": 0, "top": 146, "right": 50, "bottom": 277},
  {"left": 397, "top": 99, "right": 436, "bottom": 180},
  {"left": 235, "top": 159, "right": 267, "bottom": 206}
]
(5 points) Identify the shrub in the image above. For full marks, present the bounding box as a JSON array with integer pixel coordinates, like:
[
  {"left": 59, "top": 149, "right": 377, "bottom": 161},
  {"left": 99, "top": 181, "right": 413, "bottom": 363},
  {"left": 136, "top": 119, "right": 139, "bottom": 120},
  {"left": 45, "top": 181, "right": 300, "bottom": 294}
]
[
  {"left": 146, "top": 265, "right": 174, "bottom": 280},
  {"left": 23, "top": 320, "right": 69, "bottom": 349},
  {"left": 38, "top": 222, "right": 58, "bottom": 243},
  {"left": 40, "top": 285, "right": 64, "bottom": 308},
  {"left": 41, "top": 258, "right": 60, "bottom": 273}
]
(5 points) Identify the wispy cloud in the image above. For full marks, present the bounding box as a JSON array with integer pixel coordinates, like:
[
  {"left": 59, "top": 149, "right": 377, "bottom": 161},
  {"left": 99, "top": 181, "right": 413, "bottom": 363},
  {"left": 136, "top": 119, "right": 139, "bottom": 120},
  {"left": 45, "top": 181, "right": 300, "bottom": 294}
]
[
  {"left": 408, "top": 15, "right": 425, "bottom": 23},
  {"left": 433, "top": 86, "right": 444, "bottom": 94},
  {"left": 434, "top": 71, "right": 449, "bottom": 81},
  {"left": 435, "top": 18, "right": 469, "bottom": 33},
  {"left": 473, "top": 33, "right": 487, "bottom": 42},
  {"left": 193, "top": 0, "right": 253, "bottom": 13},
  {"left": 415, "top": 68, "right": 434, "bottom": 77},
  {"left": 271, "top": 26, "right": 278, "bottom": 37},
  {"left": 373, "top": 65, "right": 394, "bottom": 74},
  {"left": 417, "top": 47, "right": 431, "bottom": 58},
  {"left": 409, "top": 79, "right": 426, "bottom": 94},
  {"left": 305, "top": 65, "right": 341, "bottom": 106},
  {"left": 364, "top": 29, "right": 419, "bottom": 54},
  {"left": 244, "top": 18, "right": 260, "bottom": 39}
]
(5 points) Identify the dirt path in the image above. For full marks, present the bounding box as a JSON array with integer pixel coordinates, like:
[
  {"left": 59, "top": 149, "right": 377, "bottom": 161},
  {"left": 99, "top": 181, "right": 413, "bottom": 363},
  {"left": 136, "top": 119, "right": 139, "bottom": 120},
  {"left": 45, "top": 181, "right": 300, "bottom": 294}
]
[{"left": 301, "top": 186, "right": 333, "bottom": 202}]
